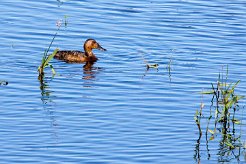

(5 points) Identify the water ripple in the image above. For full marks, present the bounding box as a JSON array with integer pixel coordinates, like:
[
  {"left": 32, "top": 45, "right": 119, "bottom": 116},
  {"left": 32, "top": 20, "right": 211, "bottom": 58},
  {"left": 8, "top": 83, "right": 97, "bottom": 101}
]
[{"left": 0, "top": 0, "right": 246, "bottom": 163}]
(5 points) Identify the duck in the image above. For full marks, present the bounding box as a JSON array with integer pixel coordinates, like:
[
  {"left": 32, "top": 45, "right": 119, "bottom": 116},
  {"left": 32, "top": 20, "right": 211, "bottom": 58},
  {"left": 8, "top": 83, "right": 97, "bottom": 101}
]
[{"left": 54, "top": 39, "right": 106, "bottom": 63}]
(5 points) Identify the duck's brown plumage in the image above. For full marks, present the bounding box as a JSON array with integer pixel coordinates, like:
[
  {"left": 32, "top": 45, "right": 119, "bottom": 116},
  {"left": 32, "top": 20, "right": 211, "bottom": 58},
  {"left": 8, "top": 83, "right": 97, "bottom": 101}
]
[{"left": 54, "top": 39, "right": 106, "bottom": 63}]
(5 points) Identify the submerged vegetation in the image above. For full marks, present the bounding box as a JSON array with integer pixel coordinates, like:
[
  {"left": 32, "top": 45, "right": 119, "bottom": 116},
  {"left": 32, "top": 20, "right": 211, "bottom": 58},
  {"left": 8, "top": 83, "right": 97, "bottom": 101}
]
[{"left": 194, "top": 66, "right": 245, "bottom": 163}]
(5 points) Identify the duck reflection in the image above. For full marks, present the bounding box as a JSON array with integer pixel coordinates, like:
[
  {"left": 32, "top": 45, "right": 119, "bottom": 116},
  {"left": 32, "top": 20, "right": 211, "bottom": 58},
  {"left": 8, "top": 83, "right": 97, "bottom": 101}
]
[
  {"left": 82, "top": 61, "right": 102, "bottom": 87},
  {"left": 83, "top": 62, "right": 96, "bottom": 80}
]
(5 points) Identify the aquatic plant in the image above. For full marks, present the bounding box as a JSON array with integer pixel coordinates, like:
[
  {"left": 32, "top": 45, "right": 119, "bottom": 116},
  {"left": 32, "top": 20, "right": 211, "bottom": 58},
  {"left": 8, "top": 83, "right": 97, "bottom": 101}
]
[
  {"left": 140, "top": 53, "right": 158, "bottom": 70},
  {"left": 194, "top": 98, "right": 204, "bottom": 137},
  {"left": 146, "top": 63, "right": 159, "bottom": 70},
  {"left": 38, "top": 25, "right": 59, "bottom": 76},
  {"left": 38, "top": 18, "right": 67, "bottom": 77},
  {"left": 38, "top": 48, "right": 58, "bottom": 76},
  {"left": 166, "top": 56, "right": 172, "bottom": 81},
  {"left": 194, "top": 66, "right": 245, "bottom": 162},
  {"left": 166, "top": 56, "right": 172, "bottom": 75},
  {"left": 140, "top": 54, "right": 159, "bottom": 78}
]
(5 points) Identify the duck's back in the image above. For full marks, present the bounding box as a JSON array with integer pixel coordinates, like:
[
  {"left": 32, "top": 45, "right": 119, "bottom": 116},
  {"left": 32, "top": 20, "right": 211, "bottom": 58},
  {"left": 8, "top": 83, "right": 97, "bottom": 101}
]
[{"left": 54, "top": 50, "right": 97, "bottom": 63}]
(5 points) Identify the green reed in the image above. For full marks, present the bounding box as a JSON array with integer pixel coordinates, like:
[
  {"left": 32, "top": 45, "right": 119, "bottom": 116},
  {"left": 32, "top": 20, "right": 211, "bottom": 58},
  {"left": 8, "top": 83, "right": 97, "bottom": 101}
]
[
  {"left": 202, "top": 67, "right": 244, "bottom": 127},
  {"left": 38, "top": 27, "right": 59, "bottom": 77},
  {"left": 167, "top": 56, "right": 172, "bottom": 75},
  {"left": 194, "top": 66, "right": 245, "bottom": 162},
  {"left": 38, "top": 17, "right": 68, "bottom": 77}
]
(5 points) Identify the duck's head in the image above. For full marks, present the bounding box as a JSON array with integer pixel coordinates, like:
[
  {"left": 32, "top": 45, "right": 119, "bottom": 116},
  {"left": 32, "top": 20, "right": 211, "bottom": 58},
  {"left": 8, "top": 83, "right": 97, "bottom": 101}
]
[{"left": 83, "top": 39, "right": 106, "bottom": 56}]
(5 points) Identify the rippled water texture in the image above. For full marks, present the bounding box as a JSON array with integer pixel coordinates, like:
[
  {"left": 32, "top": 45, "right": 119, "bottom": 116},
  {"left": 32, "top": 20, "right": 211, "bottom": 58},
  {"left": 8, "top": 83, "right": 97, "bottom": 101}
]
[{"left": 0, "top": 0, "right": 246, "bottom": 163}]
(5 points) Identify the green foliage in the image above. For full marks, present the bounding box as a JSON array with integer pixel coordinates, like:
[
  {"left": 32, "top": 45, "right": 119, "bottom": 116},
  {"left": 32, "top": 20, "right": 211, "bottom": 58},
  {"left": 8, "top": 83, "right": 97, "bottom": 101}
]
[
  {"left": 38, "top": 48, "right": 58, "bottom": 76},
  {"left": 38, "top": 16, "right": 68, "bottom": 77},
  {"left": 202, "top": 78, "right": 244, "bottom": 123},
  {"left": 194, "top": 66, "right": 245, "bottom": 162},
  {"left": 38, "top": 29, "right": 59, "bottom": 76}
]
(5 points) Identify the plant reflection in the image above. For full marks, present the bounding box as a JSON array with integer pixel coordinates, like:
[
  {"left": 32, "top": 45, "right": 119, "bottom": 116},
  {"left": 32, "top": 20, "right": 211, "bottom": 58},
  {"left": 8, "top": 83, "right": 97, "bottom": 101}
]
[
  {"left": 57, "top": 0, "right": 71, "bottom": 7},
  {"left": 38, "top": 74, "right": 58, "bottom": 142},
  {"left": 38, "top": 74, "right": 54, "bottom": 104},
  {"left": 166, "top": 57, "right": 172, "bottom": 82}
]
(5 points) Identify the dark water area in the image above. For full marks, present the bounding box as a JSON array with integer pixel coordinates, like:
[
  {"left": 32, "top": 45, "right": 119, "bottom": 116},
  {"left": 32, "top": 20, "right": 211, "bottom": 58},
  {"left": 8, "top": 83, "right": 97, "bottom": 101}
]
[{"left": 0, "top": 0, "right": 246, "bottom": 163}]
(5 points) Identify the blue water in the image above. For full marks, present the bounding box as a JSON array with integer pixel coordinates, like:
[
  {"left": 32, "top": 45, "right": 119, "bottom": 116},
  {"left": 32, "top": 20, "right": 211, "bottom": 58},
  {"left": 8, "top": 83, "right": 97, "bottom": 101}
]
[{"left": 0, "top": 0, "right": 246, "bottom": 163}]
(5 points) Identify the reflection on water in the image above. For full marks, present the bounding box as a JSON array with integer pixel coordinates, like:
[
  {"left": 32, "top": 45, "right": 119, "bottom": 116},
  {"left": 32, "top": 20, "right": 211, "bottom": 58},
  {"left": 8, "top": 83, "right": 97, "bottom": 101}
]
[
  {"left": 38, "top": 74, "right": 58, "bottom": 141},
  {"left": 39, "top": 75, "right": 52, "bottom": 104},
  {"left": 82, "top": 61, "right": 102, "bottom": 87},
  {"left": 56, "top": 0, "right": 70, "bottom": 7},
  {"left": 194, "top": 120, "right": 244, "bottom": 163},
  {"left": 38, "top": 61, "right": 101, "bottom": 141},
  {"left": 82, "top": 62, "right": 97, "bottom": 80}
]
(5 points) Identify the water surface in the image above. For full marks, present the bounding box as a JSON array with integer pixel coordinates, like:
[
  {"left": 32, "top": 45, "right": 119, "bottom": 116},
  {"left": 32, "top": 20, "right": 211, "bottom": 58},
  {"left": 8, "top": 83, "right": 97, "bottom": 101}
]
[{"left": 0, "top": 0, "right": 246, "bottom": 163}]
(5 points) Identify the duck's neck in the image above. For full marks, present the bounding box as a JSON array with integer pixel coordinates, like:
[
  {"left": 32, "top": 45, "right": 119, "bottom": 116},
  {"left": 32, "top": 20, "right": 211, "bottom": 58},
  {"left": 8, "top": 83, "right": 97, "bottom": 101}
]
[
  {"left": 85, "top": 51, "right": 94, "bottom": 57},
  {"left": 84, "top": 45, "right": 94, "bottom": 57}
]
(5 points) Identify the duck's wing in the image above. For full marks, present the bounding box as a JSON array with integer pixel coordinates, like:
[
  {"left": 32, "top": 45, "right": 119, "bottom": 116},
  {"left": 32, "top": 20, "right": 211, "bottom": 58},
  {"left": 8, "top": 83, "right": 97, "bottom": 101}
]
[{"left": 54, "top": 50, "right": 86, "bottom": 63}]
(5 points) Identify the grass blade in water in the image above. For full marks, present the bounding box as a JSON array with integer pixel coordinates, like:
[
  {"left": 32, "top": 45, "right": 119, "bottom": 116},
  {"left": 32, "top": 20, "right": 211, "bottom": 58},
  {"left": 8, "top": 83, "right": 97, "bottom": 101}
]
[{"left": 44, "top": 48, "right": 59, "bottom": 67}]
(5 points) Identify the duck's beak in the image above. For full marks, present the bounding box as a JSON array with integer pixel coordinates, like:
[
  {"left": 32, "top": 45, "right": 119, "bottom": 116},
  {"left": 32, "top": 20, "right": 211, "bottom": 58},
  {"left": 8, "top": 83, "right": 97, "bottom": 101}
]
[{"left": 97, "top": 43, "right": 107, "bottom": 51}]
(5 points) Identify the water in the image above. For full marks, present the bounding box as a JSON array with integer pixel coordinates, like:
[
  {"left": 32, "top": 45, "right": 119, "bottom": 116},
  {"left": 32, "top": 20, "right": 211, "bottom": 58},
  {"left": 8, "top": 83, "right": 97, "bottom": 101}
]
[{"left": 0, "top": 0, "right": 246, "bottom": 163}]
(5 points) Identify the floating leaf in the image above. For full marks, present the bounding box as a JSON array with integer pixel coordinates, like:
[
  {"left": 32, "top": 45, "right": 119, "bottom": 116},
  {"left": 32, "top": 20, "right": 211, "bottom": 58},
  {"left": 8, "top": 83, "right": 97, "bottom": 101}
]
[
  {"left": 201, "top": 90, "right": 214, "bottom": 94},
  {"left": 232, "top": 119, "right": 241, "bottom": 125},
  {"left": 234, "top": 121, "right": 241, "bottom": 125},
  {"left": 147, "top": 64, "right": 159, "bottom": 68}
]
